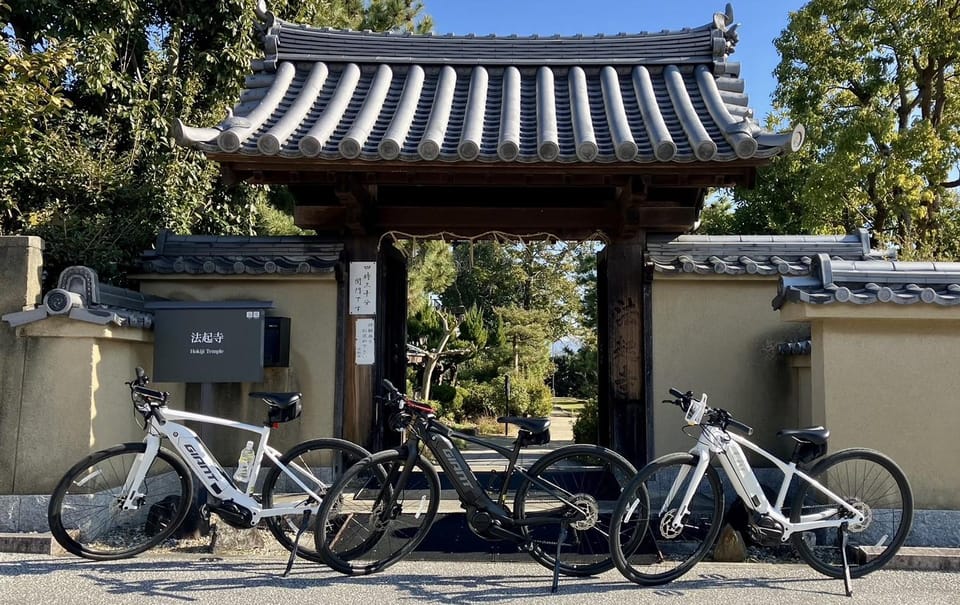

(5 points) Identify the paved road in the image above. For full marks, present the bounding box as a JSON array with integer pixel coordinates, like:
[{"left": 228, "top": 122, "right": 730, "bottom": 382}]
[{"left": 0, "top": 553, "right": 956, "bottom": 604}]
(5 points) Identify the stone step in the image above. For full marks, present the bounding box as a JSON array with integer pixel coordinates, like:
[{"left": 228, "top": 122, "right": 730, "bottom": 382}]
[
  {"left": 858, "top": 545, "right": 960, "bottom": 572},
  {"left": 0, "top": 532, "right": 63, "bottom": 555}
]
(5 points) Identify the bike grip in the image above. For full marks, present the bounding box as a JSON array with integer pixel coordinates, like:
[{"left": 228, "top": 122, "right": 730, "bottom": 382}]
[
  {"left": 668, "top": 388, "right": 685, "bottom": 399},
  {"left": 727, "top": 417, "right": 754, "bottom": 435}
]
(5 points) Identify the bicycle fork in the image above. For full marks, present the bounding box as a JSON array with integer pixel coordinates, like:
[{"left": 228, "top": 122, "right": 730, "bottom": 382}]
[{"left": 118, "top": 435, "right": 163, "bottom": 510}]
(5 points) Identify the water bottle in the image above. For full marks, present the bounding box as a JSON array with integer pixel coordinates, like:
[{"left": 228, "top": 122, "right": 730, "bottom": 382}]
[{"left": 233, "top": 441, "right": 255, "bottom": 483}]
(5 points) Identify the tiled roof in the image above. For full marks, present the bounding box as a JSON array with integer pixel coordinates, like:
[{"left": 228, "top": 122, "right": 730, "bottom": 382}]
[
  {"left": 173, "top": 2, "right": 803, "bottom": 164},
  {"left": 773, "top": 253, "right": 960, "bottom": 308},
  {"left": 647, "top": 229, "right": 888, "bottom": 276},
  {"left": 137, "top": 230, "right": 342, "bottom": 276},
  {"left": 2, "top": 266, "right": 160, "bottom": 329}
]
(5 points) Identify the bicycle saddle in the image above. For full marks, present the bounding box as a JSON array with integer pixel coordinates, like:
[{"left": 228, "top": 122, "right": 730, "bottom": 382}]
[
  {"left": 249, "top": 392, "right": 302, "bottom": 408},
  {"left": 497, "top": 416, "right": 550, "bottom": 434},
  {"left": 777, "top": 427, "right": 829, "bottom": 445}
]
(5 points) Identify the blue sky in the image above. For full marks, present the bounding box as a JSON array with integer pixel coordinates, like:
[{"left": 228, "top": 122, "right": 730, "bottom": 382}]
[{"left": 425, "top": 0, "right": 808, "bottom": 124}]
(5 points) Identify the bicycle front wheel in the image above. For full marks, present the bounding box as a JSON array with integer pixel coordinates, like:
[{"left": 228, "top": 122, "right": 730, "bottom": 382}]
[
  {"left": 791, "top": 448, "right": 913, "bottom": 578},
  {"left": 48, "top": 442, "right": 193, "bottom": 560},
  {"left": 261, "top": 438, "right": 370, "bottom": 564},
  {"left": 314, "top": 448, "right": 440, "bottom": 575},
  {"left": 513, "top": 444, "right": 636, "bottom": 576},
  {"left": 609, "top": 452, "right": 723, "bottom": 586}
]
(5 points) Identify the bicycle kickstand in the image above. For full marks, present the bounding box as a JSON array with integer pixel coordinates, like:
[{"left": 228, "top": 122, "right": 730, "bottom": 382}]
[
  {"left": 282, "top": 510, "right": 312, "bottom": 578},
  {"left": 551, "top": 523, "right": 569, "bottom": 593},
  {"left": 839, "top": 523, "right": 853, "bottom": 597}
]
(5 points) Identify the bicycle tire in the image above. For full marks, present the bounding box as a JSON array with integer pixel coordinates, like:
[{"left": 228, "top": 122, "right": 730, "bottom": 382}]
[
  {"left": 609, "top": 452, "right": 724, "bottom": 586},
  {"left": 513, "top": 444, "right": 637, "bottom": 576},
  {"left": 314, "top": 448, "right": 440, "bottom": 575},
  {"left": 48, "top": 442, "right": 193, "bottom": 560},
  {"left": 790, "top": 448, "right": 913, "bottom": 578},
  {"left": 261, "top": 438, "right": 370, "bottom": 564}
]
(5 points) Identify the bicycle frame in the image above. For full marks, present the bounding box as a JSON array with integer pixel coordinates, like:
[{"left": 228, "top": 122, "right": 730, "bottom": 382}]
[
  {"left": 667, "top": 425, "right": 866, "bottom": 541},
  {"left": 400, "top": 417, "right": 593, "bottom": 531},
  {"left": 118, "top": 406, "right": 325, "bottom": 525}
]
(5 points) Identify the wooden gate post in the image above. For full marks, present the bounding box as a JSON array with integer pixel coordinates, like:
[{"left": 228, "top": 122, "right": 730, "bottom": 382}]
[
  {"left": 598, "top": 235, "right": 650, "bottom": 466},
  {"left": 341, "top": 236, "right": 377, "bottom": 447}
]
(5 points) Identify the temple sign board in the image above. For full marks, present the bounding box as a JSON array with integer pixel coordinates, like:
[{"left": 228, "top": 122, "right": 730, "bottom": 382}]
[{"left": 148, "top": 300, "right": 273, "bottom": 383}]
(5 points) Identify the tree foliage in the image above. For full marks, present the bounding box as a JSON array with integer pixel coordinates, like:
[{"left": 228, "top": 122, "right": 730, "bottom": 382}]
[
  {"left": 406, "top": 238, "right": 598, "bottom": 418},
  {"left": 1, "top": 0, "right": 431, "bottom": 283},
  {"left": 721, "top": 0, "right": 960, "bottom": 259}
]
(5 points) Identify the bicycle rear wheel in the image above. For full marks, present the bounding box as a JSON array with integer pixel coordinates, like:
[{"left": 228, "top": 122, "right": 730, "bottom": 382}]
[
  {"left": 791, "top": 448, "right": 913, "bottom": 578},
  {"left": 48, "top": 442, "right": 193, "bottom": 560},
  {"left": 261, "top": 438, "right": 370, "bottom": 563},
  {"left": 314, "top": 448, "right": 440, "bottom": 575},
  {"left": 609, "top": 452, "right": 723, "bottom": 586},
  {"left": 513, "top": 444, "right": 636, "bottom": 576}
]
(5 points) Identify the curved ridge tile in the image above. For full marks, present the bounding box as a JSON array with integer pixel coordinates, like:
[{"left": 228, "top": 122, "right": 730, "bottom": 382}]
[
  {"left": 300, "top": 63, "right": 361, "bottom": 157},
  {"left": 419, "top": 65, "right": 457, "bottom": 160},
  {"left": 218, "top": 61, "right": 296, "bottom": 152},
  {"left": 632, "top": 66, "right": 676, "bottom": 161},
  {"left": 259, "top": 62, "right": 329, "bottom": 155},
  {"left": 536, "top": 67, "right": 560, "bottom": 161},
  {"left": 498, "top": 67, "right": 522, "bottom": 161},
  {"left": 600, "top": 66, "right": 637, "bottom": 161},
  {"left": 695, "top": 65, "right": 756, "bottom": 158},
  {"left": 757, "top": 125, "right": 805, "bottom": 153},
  {"left": 664, "top": 65, "right": 716, "bottom": 161},
  {"left": 340, "top": 64, "right": 393, "bottom": 158},
  {"left": 380, "top": 65, "right": 426, "bottom": 160},
  {"left": 172, "top": 119, "right": 220, "bottom": 147},
  {"left": 568, "top": 67, "right": 598, "bottom": 162},
  {"left": 458, "top": 67, "right": 489, "bottom": 160}
]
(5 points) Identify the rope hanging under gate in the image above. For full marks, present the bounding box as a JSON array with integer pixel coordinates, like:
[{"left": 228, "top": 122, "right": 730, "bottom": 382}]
[{"left": 378, "top": 229, "right": 610, "bottom": 268}]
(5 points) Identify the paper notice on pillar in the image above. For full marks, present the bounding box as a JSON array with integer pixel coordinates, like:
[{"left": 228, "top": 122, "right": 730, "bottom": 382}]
[
  {"left": 349, "top": 262, "right": 377, "bottom": 315},
  {"left": 355, "top": 318, "right": 375, "bottom": 365}
]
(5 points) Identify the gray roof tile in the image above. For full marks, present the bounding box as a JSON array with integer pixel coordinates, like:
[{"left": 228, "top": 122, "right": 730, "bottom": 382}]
[
  {"left": 174, "top": 4, "right": 803, "bottom": 164},
  {"left": 137, "top": 231, "right": 343, "bottom": 276},
  {"left": 773, "top": 253, "right": 960, "bottom": 308},
  {"left": 647, "top": 229, "right": 887, "bottom": 276}
]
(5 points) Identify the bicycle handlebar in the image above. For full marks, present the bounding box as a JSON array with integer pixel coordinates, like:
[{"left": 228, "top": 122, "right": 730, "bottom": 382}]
[
  {"left": 664, "top": 387, "right": 753, "bottom": 436},
  {"left": 380, "top": 379, "right": 435, "bottom": 415}
]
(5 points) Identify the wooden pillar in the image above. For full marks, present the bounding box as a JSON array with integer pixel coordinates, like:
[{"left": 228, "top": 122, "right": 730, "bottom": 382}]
[
  {"left": 341, "top": 237, "right": 377, "bottom": 448},
  {"left": 373, "top": 243, "right": 408, "bottom": 451},
  {"left": 598, "top": 235, "right": 650, "bottom": 466}
]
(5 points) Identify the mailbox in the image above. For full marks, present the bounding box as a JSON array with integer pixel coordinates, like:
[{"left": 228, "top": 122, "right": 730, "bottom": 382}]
[{"left": 264, "top": 316, "right": 291, "bottom": 367}]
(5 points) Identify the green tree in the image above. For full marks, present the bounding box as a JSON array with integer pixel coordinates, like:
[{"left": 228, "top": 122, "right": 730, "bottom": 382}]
[
  {"left": 404, "top": 240, "right": 486, "bottom": 401},
  {"left": 437, "top": 239, "right": 595, "bottom": 419},
  {"left": 552, "top": 345, "right": 598, "bottom": 399},
  {"left": 1, "top": 0, "right": 431, "bottom": 283},
  {"left": 727, "top": 0, "right": 960, "bottom": 259}
]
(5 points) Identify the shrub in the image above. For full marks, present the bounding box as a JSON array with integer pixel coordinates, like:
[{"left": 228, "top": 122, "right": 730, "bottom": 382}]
[
  {"left": 460, "top": 375, "right": 552, "bottom": 420},
  {"left": 432, "top": 383, "right": 456, "bottom": 403},
  {"left": 430, "top": 384, "right": 466, "bottom": 421},
  {"left": 461, "top": 380, "right": 498, "bottom": 418},
  {"left": 572, "top": 398, "right": 599, "bottom": 445}
]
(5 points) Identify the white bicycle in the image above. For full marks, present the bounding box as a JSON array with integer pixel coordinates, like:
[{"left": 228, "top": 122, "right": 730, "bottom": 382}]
[
  {"left": 609, "top": 389, "right": 913, "bottom": 596},
  {"left": 48, "top": 367, "right": 368, "bottom": 573}
]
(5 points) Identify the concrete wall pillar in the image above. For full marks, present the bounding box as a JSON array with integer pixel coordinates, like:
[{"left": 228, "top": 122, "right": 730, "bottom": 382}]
[{"left": 0, "top": 236, "right": 44, "bottom": 494}]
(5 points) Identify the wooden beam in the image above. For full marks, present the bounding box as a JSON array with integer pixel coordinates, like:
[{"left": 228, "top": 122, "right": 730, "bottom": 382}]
[
  {"left": 296, "top": 204, "right": 698, "bottom": 236},
  {"left": 376, "top": 206, "right": 617, "bottom": 238},
  {"left": 295, "top": 205, "right": 346, "bottom": 229},
  {"left": 212, "top": 155, "right": 760, "bottom": 187},
  {"left": 631, "top": 206, "right": 698, "bottom": 230}
]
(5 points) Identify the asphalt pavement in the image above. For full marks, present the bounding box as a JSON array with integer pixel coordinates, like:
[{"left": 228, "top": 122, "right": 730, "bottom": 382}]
[{"left": 0, "top": 552, "right": 957, "bottom": 605}]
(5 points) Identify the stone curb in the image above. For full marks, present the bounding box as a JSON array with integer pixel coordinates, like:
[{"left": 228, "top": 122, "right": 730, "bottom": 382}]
[{"left": 5, "top": 531, "right": 959, "bottom": 572}]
